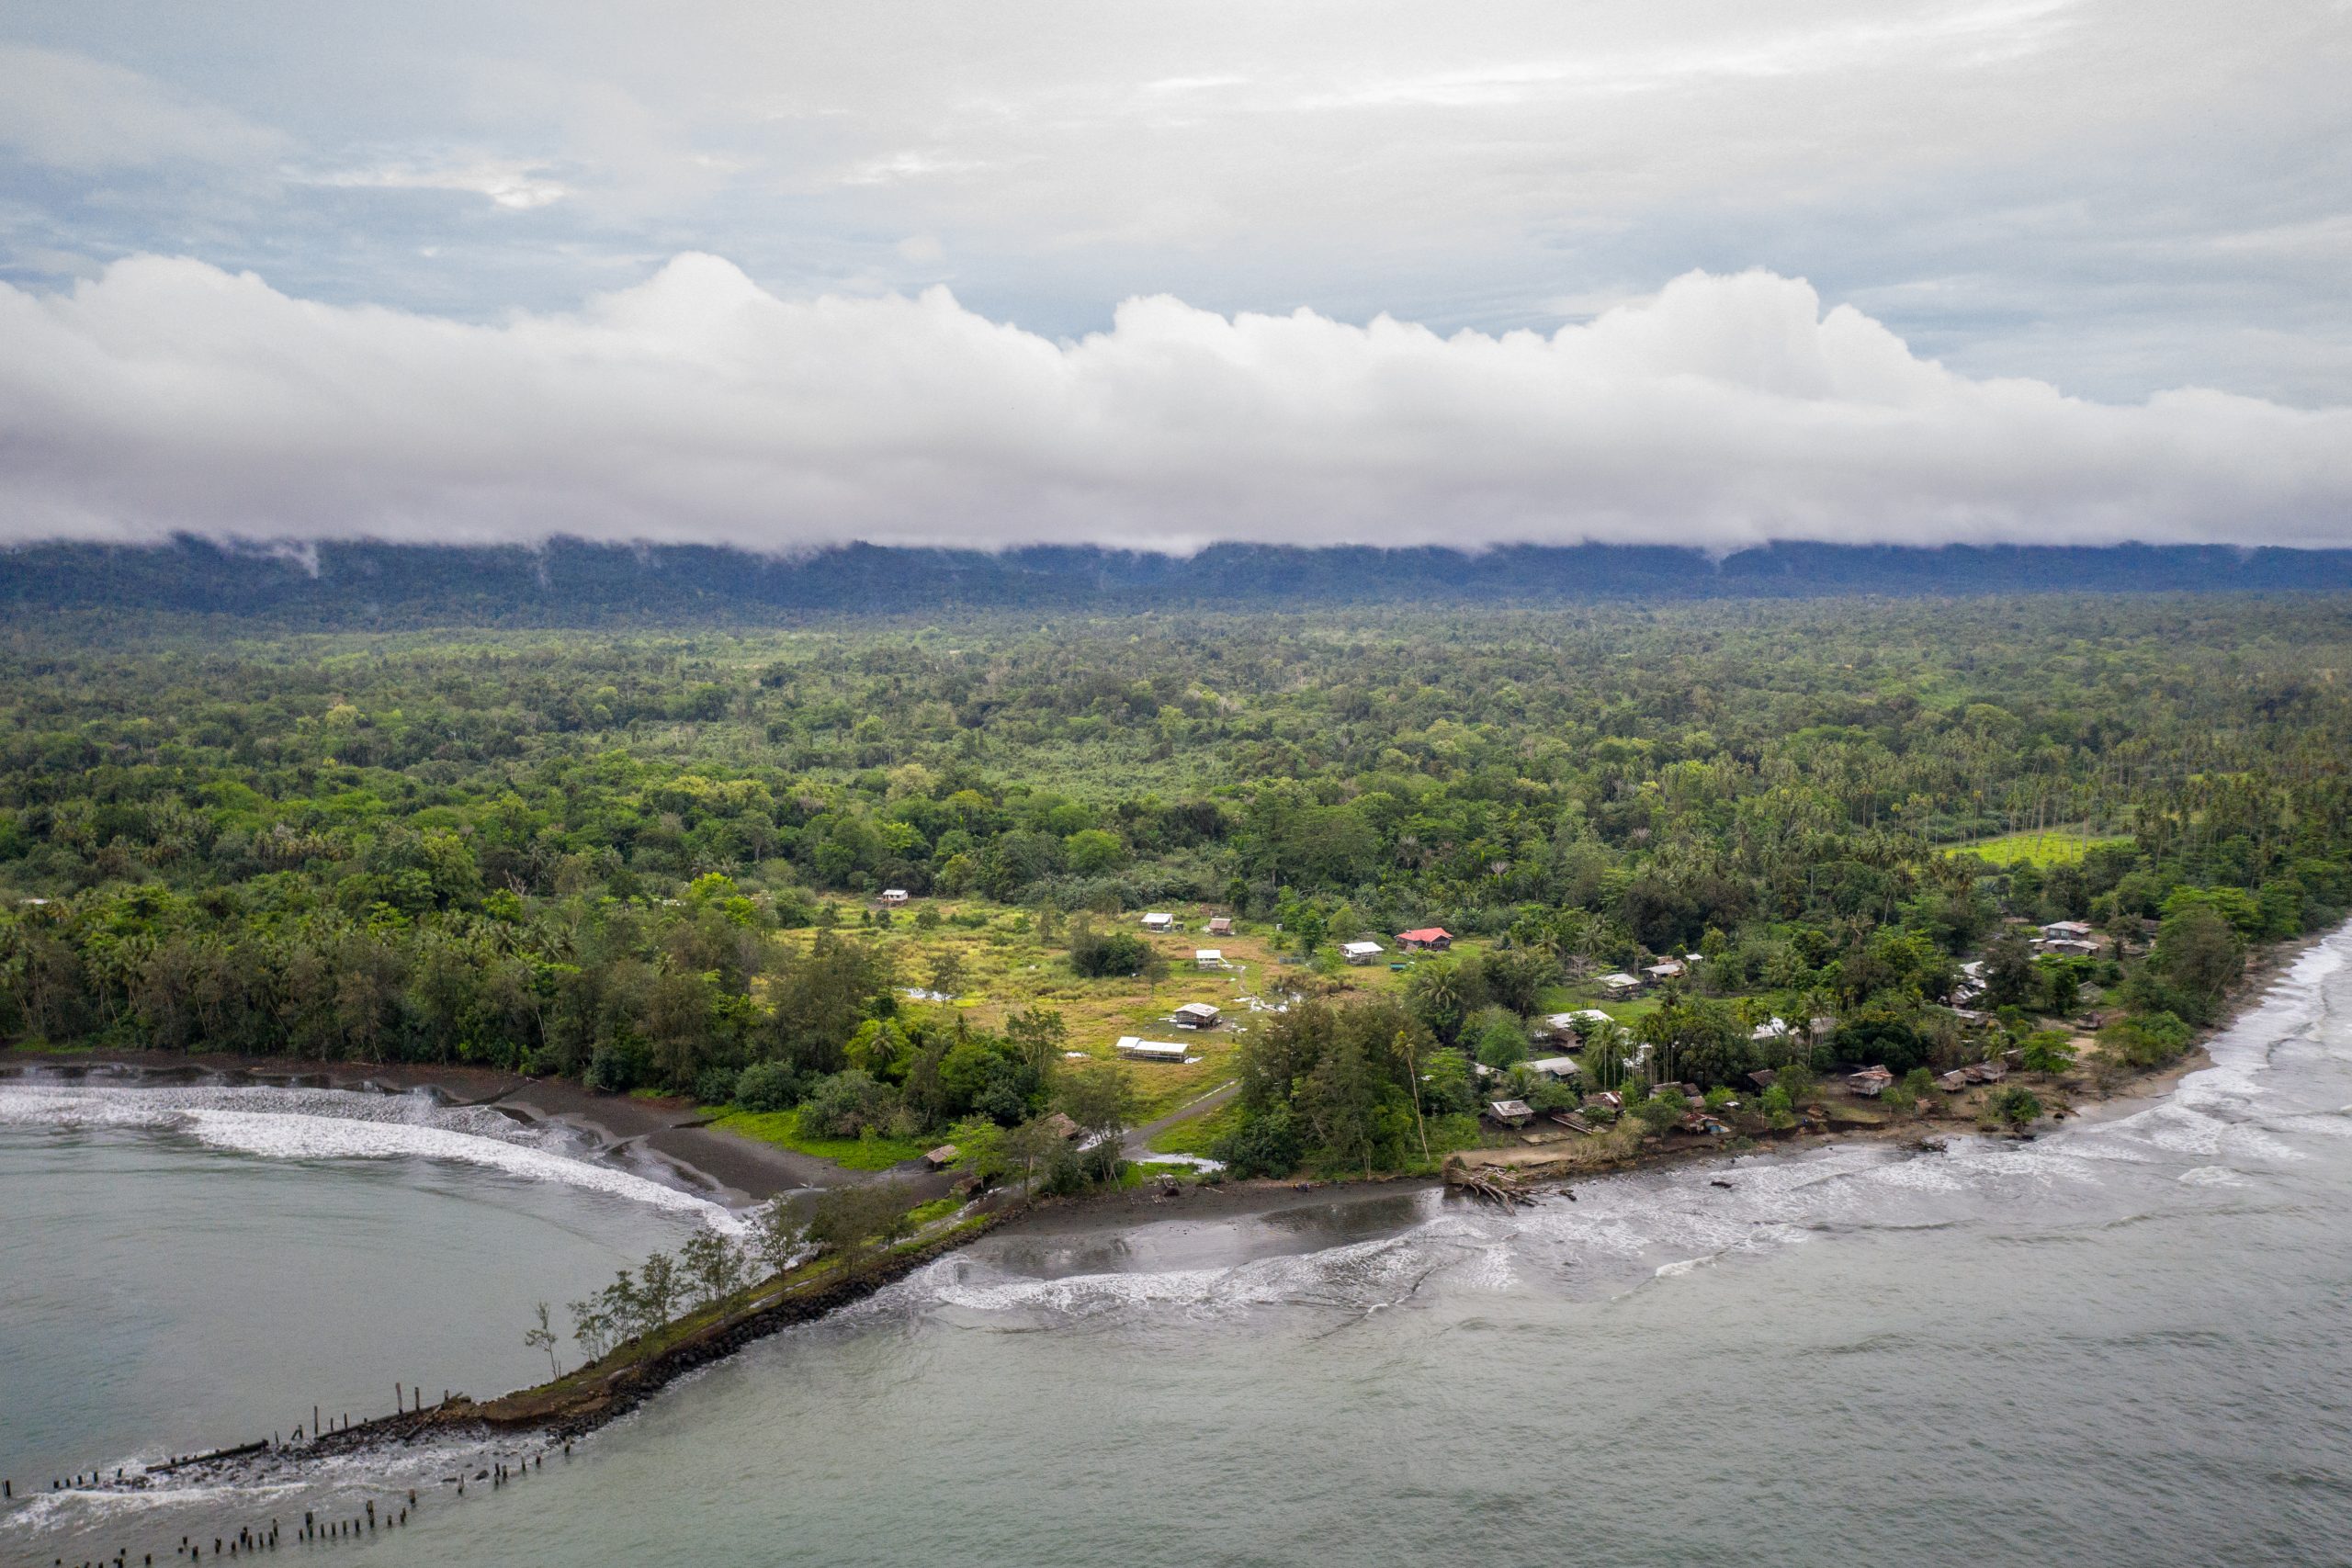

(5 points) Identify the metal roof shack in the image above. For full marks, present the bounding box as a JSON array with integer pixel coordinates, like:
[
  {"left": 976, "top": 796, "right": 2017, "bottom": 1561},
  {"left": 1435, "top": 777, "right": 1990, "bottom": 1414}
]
[
  {"left": 880, "top": 888, "right": 910, "bottom": 904},
  {"left": 1194, "top": 949, "right": 1225, "bottom": 968},
  {"left": 1206, "top": 915, "right": 1234, "bottom": 936},
  {"left": 1847, "top": 1065, "right": 1895, "bottom": 1097},
  {"left": 923, "top": 1144, "right": 960, "bottom": 1169},
  {"left": 1644, "top": 960, "right": 1686, "bottom": 981},
  {"left": 1341, "top": 940, "right": 1385, "bottom": 964},
  {"left": 1140, "top": 912, "right": 1175, "bottom": 931},
  {"left": 1524, "top": 1055, "right": 1582, "bottom": 1080},
  {"left": 1487, "top": 1099, "right": 1534, "bottom": 1126},
  {"left": 1172, "top": 1002, "right": 1223, "bottom": 1029},
  {"left": 1115, "top": 1037, "right": 1189, "bottom": 1063}
]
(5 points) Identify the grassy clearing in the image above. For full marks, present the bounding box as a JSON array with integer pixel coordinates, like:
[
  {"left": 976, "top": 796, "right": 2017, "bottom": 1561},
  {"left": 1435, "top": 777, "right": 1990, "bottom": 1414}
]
[
  {"left": 1950, "top": 828, "right": 2133, "bottom": 867},
  {"left": 710, "top": 1107, "right": 929, "bottom": 1170},
  {"left": 1146, "top": 1099, "right": 1246, "bottom": 1156},
  {"left": 798, "top": 897, "right": 1455, "bottom": 1123}
]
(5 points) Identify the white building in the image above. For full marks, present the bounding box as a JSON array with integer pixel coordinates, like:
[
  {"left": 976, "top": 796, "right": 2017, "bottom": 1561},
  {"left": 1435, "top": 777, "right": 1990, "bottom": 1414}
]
[
  {"left": 1194, "top": 949, "right": 1225, "bottom": 969},
  {"left": 1115, "top": 1037, "right": 1190, "bottom": 1063},
  {"left": 1341, "top": 940, "right": 1385, "bottom": 964},
  {"left": 1141, "top": 912, "right": 1175, "bottom": 932}
]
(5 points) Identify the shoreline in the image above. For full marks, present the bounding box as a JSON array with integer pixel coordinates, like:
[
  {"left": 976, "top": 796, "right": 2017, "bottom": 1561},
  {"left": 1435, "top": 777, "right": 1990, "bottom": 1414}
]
[
  {"left": 0, "top": 1050, "right": 908, "bottom": 1204},
  {"left": 1, "top": 920, "right": 2335, "bottom": 1495}
]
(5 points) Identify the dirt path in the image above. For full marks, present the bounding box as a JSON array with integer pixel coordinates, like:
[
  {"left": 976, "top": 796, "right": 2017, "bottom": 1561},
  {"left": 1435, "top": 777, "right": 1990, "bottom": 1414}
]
[{"left": 1123, "top": 1077, "right": 1238, "bottom": 1156}]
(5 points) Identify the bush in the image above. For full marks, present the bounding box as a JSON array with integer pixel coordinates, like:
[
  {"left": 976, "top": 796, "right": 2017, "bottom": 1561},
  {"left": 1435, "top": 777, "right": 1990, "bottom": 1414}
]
[
  {"left": 798, "top": 1069, "right": 900, "bottom": 1138},
  {"left": 1982, "top": 1084, "right": 2044, "bottom": 1133},
  {"left": 734, "top": 1059, "right": 803, "bottom": 1112},
  {"left": 2101, "top": 1010, "right": 2193, "bottom": 1069},
  {"left": 1470, "top": 1005, "right": 1530, "bottom": 1069},
  {"left": 586, "top": 1036, "right": 647, "bottom": 1094},
  {"left": 693, "top": 1064, "right": 741, "bottom": 1106},
  {"left": 1069, "top": 921, "right": 1156, "bottom": 978},
  {"left": 1212, "top": 1106, "right": 1304, "bottom": 1179}
]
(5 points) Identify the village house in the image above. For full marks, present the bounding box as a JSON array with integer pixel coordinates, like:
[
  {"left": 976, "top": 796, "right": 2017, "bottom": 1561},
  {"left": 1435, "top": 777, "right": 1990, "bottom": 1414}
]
[
  {"left": 1341, "top": 940, "right": 1385, "bottom": 964},
  {"left": 923, "top": 1143, "right": 960, "bottom": 1170},
  {"left": 1643, "top": 959, "right": 1685, "bottom": 982},
  {"left": 1598, "top": 971, "right": 1643, "bottom": 999},
  {"left": 1115, "top": 1036, "right": 1190, "bottom": 1063},
  {"left": 1172, "top": 1002, "right": 1222, "bottom": 1030},
  {"left": 2035, "top": 936, "right": 2100, "bottom": 957},
  {"left": 1194, "top": 948, "right": 1224, "bottom": 969},
  {"left": 1541, "top": 1008, "right": 1614, "bottom": 1042},
  {"left": 1140, "top": 912, "right": 1175, "bottom": 932},
  {"left": 1524, "top": 1055, "right": 1582, "bottom": 1082},
  {"left": 1487, "top": 1099, "right": 1534, "bottom": 1127},
  {"left": 1847, "top": 1065, "right": 1895, "bottom": 1097},
  {"left": 2041, "top": 919, "right": 2096, "bottom": 940},
  {"left": 1206, "top": 915, "right": 1234, "bottom": 937},
  {"left": 879, "top": 888, "right": 910, "bottom": 906},
  {"left": 1396, "top": 926, "right": 1453, "bottom": 952}
]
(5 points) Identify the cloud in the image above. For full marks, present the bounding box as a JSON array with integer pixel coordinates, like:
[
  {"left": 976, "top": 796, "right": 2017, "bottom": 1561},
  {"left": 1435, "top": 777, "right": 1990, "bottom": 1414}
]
[
  {"left": 0, "top": 252, "right": 2345, "bottom": 555},
  {"left": 0, "top": 44, "right": 284, "bottom": 172},
  {"left": 302, "top": 158, "right": 571, "bottom": 209}
]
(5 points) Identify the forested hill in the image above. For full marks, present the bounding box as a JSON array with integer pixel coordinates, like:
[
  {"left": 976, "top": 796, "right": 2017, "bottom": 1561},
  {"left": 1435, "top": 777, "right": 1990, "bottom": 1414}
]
[{"left": 6, "top": 537, "right": 2352, "bottom": 626}]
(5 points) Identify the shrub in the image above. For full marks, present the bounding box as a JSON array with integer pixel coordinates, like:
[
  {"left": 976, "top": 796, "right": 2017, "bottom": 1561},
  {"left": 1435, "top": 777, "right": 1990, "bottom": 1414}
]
[
  {"left": 798, "top": 1069, "right": 900, "bottom": 1138},
  {"left": 693, "top": 1064, "right": 741, "bottom": 1106},
  {"left": 2101, "top": 1010, "right": 2193, "bottom": 1069},
  {"left": 1470, "top": 1005, "right": 1530, "bottom": 1069},
  {"left": 1982, "top": 1084, "right": 2044, "bottom": 1133},
  {"left": 1069, "top": 920, "right": 1156, "bottom": 978},
  {"left": 1212, "top": 1106, "right": 1304, "bottom": 1179},
  {"left": 734, "top": 1059, "right": 802, "bottom": 1112}
]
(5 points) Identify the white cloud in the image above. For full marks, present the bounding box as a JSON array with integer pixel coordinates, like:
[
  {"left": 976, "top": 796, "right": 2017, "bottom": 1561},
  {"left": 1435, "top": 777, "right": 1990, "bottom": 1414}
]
[
  {"left": 0, "top": 44, "right": 284, "bottom": 172},
  {"left": 0, "top": 253, "right": 2345, "bottom": 554},
  {"left": 304, "top": 158, "right": 571, "bottom": 209}
]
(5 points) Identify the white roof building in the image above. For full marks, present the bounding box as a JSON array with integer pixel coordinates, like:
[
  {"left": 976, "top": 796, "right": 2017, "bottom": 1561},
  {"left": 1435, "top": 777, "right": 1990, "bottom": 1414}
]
[
  {"left": 1115, "top": 1037, "right": 1190, "bottom": 1063},
  {"left": 1141, "top": 912, "right": 1175, "bottom": 931}
]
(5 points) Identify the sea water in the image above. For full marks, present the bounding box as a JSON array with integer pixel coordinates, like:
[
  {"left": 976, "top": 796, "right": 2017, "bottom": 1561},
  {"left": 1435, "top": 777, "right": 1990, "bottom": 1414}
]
[{"left": 7, "top": 930, "right": 2352, "bottom": 1565}]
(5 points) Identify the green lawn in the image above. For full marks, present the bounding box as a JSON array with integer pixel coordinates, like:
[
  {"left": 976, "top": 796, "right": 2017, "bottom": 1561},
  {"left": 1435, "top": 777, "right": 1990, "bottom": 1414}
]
[
  {"left": 708, "top": 1108, "right": 930, "bottom": 1171},
  {"left": 1951, "top": 829, "right": 2133, "bottom": 867},
  {"left": 1146, "top": 1099, "right": 1245, "bottom": 1156}
]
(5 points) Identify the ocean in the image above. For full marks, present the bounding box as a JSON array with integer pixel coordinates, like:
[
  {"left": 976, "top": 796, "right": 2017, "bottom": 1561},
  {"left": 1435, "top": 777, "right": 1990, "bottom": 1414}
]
[{"left": 6, "top": 929, "right": 2351, "bottom": 1566}]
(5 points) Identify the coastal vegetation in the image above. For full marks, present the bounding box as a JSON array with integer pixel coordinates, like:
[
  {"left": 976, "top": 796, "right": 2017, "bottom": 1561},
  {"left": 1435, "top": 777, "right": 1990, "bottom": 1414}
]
[{"left": 1, "top": 595, "right": 2347, "bottom": 1182}]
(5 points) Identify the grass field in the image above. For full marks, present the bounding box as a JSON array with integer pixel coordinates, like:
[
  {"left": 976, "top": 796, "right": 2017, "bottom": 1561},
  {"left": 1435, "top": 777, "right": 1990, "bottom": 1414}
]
[
  {"left": 790, "top": 896, "right": 1455, "bottom": 1122},
  {"left": 1950, "top": 828, "right": 2134, "bottom": 867},
  {"left": 708, "top": 1107, "right": 930, "bottom": 1170}
]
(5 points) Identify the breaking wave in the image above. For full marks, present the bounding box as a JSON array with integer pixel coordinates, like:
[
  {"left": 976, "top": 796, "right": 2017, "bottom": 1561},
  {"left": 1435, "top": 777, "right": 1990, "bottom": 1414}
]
[{"left": 0, "top": 1081, "right": 736, "bottom": 1227}]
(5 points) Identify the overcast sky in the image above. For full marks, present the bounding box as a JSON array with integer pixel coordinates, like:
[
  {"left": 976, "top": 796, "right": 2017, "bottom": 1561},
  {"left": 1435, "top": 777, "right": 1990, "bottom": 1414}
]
[{"left": 2, "top": 1, "right": 2348, "bottom": 554}]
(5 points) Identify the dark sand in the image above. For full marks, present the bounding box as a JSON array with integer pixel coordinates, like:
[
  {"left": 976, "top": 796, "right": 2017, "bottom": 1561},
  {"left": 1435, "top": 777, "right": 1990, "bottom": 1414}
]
[{"left": 0, "top": 1050, "right": 940, "bottom": 1204}]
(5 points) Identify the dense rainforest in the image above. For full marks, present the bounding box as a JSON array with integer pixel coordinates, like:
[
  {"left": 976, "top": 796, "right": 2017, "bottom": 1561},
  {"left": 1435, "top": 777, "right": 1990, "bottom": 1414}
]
[{"left": 3, "top": 593, "right": 2348, "bottom": 1176}]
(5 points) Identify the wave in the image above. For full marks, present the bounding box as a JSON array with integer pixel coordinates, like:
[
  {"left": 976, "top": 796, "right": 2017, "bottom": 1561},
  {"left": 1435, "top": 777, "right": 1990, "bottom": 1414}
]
[{"left": 0, "top": 1082, "right": 738, "bottom": 1229}]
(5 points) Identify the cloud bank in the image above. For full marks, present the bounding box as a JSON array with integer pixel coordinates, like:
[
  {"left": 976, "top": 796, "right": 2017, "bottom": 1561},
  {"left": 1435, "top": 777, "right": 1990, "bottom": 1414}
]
[{"left": 2, "top": 253, "right": 2346, "bottom": 554}]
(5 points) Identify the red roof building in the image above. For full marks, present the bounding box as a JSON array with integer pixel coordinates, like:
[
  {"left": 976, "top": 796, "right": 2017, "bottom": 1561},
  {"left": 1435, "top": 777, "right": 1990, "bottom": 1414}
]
[{"left": 1396, "top": 927, "right": 1453, "bottom": 951}]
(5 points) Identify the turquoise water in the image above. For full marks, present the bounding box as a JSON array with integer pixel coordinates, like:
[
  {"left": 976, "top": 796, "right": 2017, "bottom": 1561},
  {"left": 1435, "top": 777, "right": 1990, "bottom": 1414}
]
[{"left": 7, "top": 931, "right": 2352, "bottom": 1566}]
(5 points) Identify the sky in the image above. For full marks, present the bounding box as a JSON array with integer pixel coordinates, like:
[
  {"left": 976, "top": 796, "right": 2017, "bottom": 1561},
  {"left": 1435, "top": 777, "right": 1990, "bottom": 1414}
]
[{"left": 1, "top": 0, "right": 2348, "bottom": 554}]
